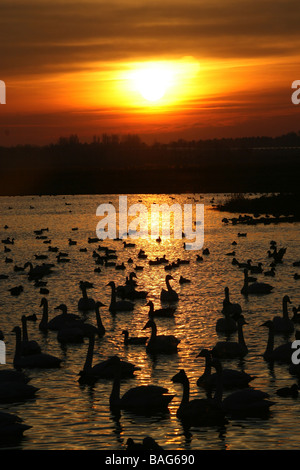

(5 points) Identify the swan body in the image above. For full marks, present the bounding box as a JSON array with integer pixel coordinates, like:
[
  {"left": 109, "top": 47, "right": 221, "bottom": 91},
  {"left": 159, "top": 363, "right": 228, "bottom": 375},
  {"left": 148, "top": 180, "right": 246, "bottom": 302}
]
[
  {"left": 142, "top": 319, "right": 180, "bottom": 354},
  {"left": 221, "top": 287, "right": 242, "bottom": 317},
  {"left": 147, "top": 301, "right": 176, "bottom": 318},
  {"left": 197, "top": 349, "right": 254, "bottom": 389},
  {"left": 109, "top": 357, "right": 174, "bottom": 412},
  {"left": 78, "top": 283, "right": 95, "bottom": 311},
  {"left": 122, "top": 330, "right": 148, "bottom": 345},
  {"left": 78, "top": 335, "right": 139, "bottom": 384},
  {"left": 241, "top": 269, "right": 273, "bottom": 295},
  {"left": 212, "top": 315, "right": 248, "bottom": 358},
  {"left": 0, "top": 411, "right": 31, "bottom": 439},
  {"left": 261, "top": 320, "right": 293, "bottom": 362}
]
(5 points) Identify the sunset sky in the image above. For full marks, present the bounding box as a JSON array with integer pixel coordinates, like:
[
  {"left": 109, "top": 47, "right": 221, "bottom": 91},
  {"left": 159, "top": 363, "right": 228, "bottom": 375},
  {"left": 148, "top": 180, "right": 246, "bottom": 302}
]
[{"left": 0, "top": 0, "right": 300, "bottom": 145}]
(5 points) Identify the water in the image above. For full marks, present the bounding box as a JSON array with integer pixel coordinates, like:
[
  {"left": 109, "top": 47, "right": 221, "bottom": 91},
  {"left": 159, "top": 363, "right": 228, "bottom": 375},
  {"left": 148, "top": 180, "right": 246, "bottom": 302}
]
[{"left": 0, "top": 193, "right": 299, "bottom": 450}]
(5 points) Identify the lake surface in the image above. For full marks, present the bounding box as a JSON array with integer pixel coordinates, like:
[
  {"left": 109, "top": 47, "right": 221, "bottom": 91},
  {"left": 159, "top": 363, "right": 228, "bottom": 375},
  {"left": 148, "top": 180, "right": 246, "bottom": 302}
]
[{"left": 0, "top": 193, "right": 299, "bottom": 450}]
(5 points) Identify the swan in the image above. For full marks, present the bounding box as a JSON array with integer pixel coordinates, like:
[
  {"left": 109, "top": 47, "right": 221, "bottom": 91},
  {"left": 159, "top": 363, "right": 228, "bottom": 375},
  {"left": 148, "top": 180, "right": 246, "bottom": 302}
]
[
  {"left": 78, "top": 334, "right": 139, "bottom": 384},
  {"left": 122, "top": 330, "right": 148, "bottom": 346},
  {"left": 211, "top": 359, "right": 275, "bottom": 417},
  {"left": 171, "top": 369, "right": 226, "bottom": 426},
  {"left": 160, "top": 275, "right": 178, "bottom": 302},
  {"left": 196, "top": 349, "right": 254, "bottom": 389},
  {"left": 0, "top": 411, "right": 31, "bottom": 440},
  {"left": 21, "top": 315, "right": 41, "bottom": 355},
  {"left": 211, "top": 315, "right": 248, "bottom": 358},
  {"left": 47, "top": 303, "right": 81, "bottom": 331},
  {"left": 109, "top": 357, "right": 174, "bottom": 412},
  {"left": 222, "top": 287, "right": 242, "bottom": 317},
  {"left": 276, "top": 384, "right": 299, "bottom": 398},
  {"left": 12, "top": 326, "right": 62, "bottom": 369},
  {"left": 291, "top": 307, "right": 300, "bottom": 324},
  {"left": 264, "top": 267, "right": 276, "bottom": 277},
  {"left": 241, "top": 269, "right": 273, "bottom": 295},
  {"left": 147, "top": 300, "right": 176, "bottom": 318},
  {"left": 142, "top": 319, "right": 180, "bottom": 354},
  {"left": 78, "top": 283, "right": 95, "bottom": 311},
  {"left": 260, "top": 320, "right": 293, "bottom": 363},
  {"left": 272, "top": 295, "right": 294, "bottom": 334},
  {"left": 179, "top": 276, "right": 191, "bottom": 284},
  {"left": 0, "top": 380, "right": 39, "bottom": 403},
  {"left": 107, "top": 281, "right": 134, "bottom": 313},
  {"left": 0, "top": 369, "right": 30, "bottom": 384}
]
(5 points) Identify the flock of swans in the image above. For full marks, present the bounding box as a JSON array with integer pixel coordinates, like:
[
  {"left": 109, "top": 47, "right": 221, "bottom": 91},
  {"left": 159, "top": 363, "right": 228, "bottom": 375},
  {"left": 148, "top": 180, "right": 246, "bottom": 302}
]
[{"left": 0, "top": 202, "right": 300, "bottom": 449}]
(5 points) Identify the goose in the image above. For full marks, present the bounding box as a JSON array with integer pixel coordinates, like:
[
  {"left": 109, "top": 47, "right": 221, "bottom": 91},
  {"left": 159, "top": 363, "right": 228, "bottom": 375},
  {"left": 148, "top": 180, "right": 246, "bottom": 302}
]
[
  {"left": 142, "top": 319, "right": 180, "bottom": 354},
  {"left": 211, "top": 359, "right": 275, "bottom": 417},
  {"left": 21, "top": 315, "right": 41, "bottom": 356},
  {"left": 241, "top": 269, "right": 273, "bottom": 295},
  {"left": 260, "top": 320, "right": 293, "bottom": 362},
  {"left": 147, "top": 300, "right": 176, "bottom": 318},
  {"left": 109, "top": 357, "right": 174, "bottom": 412},
  {"left": 12, "top": 326, "right": 62, "bottom": 369},
  {"left": 107, "top": 281, "right": 134, "bottom": 313},
  {"left": 78, "top": 334, "right": 139, "bottom": 384},
  {"left": 211, "top": 315, "right": 248, "bottom": 358},
  {"left": 264, "top": 267, "right": 276, "bottom": 277},
  {"left": 171, "top": 369, "right": 226, "bottom": 426},
  {"left": 0, "top": 411, "right": 31, "bottom": 440},
  {"left": 272, "top": 296, "right": 294, "bottom": 334},
  {"left": 78, "top": 283, "right": 95, "bottom": 311},
  {"left": 122, "top": 330, "right": 148, "bottom": 346},
  {"left": 196, "top": 349, "right": 255, "bottom": 390},
  {"left": 160, "top": 275, "right": 178, "bottom": 302},
  {"left": 221, "top": 287, "right": 242, "bottom": 317}
]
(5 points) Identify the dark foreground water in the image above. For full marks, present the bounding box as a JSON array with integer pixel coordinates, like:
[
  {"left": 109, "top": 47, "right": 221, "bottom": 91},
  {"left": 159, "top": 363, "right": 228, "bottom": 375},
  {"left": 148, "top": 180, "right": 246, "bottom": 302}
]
[{"left": 0, "top": 193, "right": 299, "bottom": 450}]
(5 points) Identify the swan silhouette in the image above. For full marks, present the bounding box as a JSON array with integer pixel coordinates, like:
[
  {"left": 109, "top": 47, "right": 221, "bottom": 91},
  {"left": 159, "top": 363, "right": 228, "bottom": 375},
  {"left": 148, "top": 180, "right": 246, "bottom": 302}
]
[
  {"left": 241, "top": 269, "right": 273, "bottom": 295},
  {"left": 78, "top": 335, "right": 139, "bottom": 384},
  {"left": 107, "top": 281, "right": 134, "bottom": 313},
  {"left": 142, "top": 319, "right": 180, "bottom": 354},
  {"left": 171, "top": 369, "right": 226, "bottom": 426},
  {"left": 260, "top": 320, "right": 293, "bottom": 363},
  {"left": 147, "top": 300, "right": 176, "bottom": 318},
  {"left": 12, "top": 326, "right": 62, "bottom": 369},
  {"left": 160, "top": 275, "right": 178, "bottom": 302},
  {"left": 197, "top": 349, "right": 255, "bottom": 389},
  {"left": 21, "top": 315, "right": 41, "bottom": 355},
  {"left": 109, "top": 357, "right": 174, "bottom": 412},
  {"left": 78, "top": 283, "right": 95, "bottom": 311},
  {"left": 212, "top": 315, "right": 248, "bottom": 358},
  {"left": 211, "top": 358, "right": 275, "bottom": 417},
  {"left": 122, "top": 330, "right": 148, "bottom": 345},
  {"left": 272, "top": 295, "right": 294, "bottom": 334}
]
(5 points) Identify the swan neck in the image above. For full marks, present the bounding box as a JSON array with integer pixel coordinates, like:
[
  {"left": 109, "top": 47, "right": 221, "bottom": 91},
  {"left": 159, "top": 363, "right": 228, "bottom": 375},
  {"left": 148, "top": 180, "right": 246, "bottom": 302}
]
[
  {"left": 283, "top": 299, "right": 289, "bottom": 319},
  {"left": 84, "top": 335, "right": 95, "bottom": 370},
  {"left": 149, "top": 323, "right": 157, "bottom": 341},
  {"left": 13, "top": 329, "right": 22, "bottom": 364},
  {"left": 21, "top": 317, "right": 28, "bottom": 341},
  {"left": 265, "top": 327, "right": 274, "bottom": 355},
  {"left": 213, "top": 364, "right": 223, "bottom": 403},
  {"left": 95, "top": 306, "right": 103, "bottom": 330},
  {"left": 202, "top": 354, "right": 212, "bottom": 377},
  {"left": 110, "top": 371, "right": 121, "bottom": 408},
  {"left": 238, "top": 323, "right": 246, "bottom": 347},
  {"left": 179, "top": 376, "right": 190, "bottom": 409}
]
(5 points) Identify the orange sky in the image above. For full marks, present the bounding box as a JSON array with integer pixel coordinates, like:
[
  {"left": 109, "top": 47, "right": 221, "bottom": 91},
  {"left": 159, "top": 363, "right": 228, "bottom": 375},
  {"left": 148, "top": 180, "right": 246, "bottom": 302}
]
[{"left": 0, "top": 0, "right": 300, "bottom": 145}]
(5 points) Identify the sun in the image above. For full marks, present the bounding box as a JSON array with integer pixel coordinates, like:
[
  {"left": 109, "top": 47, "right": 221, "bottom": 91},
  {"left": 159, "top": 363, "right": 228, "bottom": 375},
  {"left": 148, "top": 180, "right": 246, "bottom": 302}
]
[{"left": 132, "top": 64, "right": 174, "bottom": 102}]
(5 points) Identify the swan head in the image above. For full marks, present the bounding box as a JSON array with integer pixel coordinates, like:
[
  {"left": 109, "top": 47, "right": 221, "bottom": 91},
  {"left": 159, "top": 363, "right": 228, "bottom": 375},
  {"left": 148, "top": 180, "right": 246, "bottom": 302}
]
[
  {"left": 235, "top": 314, "right": 248, "bottom": 325},
  {"left": 40, "top": 297, "right": 48, "bottom": 307},
  {"left": 260, "top": 320, "right": 273, "bottom": 329},
  {"left": 171, "top": 369, "right": 187, "bottom": 384},
  {"left": 142, "top": 319, "right": 155, "bottom": 330},
  {"left": 165, "top": 275, "right": 174, "bottom": 281},
  {"left": 54, "top": 304, "right": 67, "bottom": 314},
  {"left": 146, "top": 301, "right": 154, "bottom": 307},
  {"left": 283, "top": 295, "right": 291, "bottom": 304},
  {"left": 95, "top": 301, "right": 105, "bottom": 308},
  {"left": 106, "top": 281, "right": 115, "bottom": 288},
  {"left": 12, "top": 326, "right": 21, "bottom": 335},
  {"left": 196, "top": 348, "right": 211, "bottom": 358},
  {"left": 129, "top": 272, "right": 137, "bottom": 279}
]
